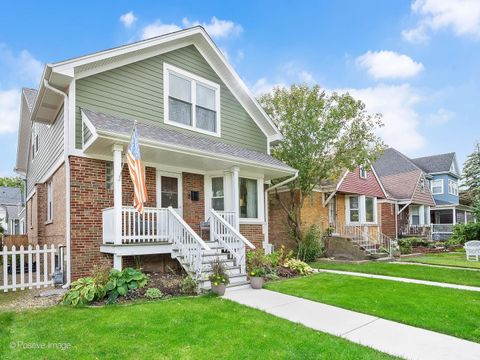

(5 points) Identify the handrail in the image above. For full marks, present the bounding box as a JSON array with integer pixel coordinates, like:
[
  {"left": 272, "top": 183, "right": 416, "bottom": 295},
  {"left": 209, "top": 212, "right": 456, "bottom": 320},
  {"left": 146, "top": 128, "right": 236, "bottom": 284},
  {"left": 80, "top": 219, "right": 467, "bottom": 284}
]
[
  {"left": 211, "top": 209, "right": 255, "bottom": 249},
  {"left": 167, "top": 207, "right": 210, "bottom": 251}
]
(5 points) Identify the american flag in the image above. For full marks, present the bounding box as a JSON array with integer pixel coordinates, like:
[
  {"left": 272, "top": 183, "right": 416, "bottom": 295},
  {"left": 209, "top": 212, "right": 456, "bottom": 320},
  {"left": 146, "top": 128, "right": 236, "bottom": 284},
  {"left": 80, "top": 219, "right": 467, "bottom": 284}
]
[{"left": 127, "top": 123, "right": 148, "bottom": 214}]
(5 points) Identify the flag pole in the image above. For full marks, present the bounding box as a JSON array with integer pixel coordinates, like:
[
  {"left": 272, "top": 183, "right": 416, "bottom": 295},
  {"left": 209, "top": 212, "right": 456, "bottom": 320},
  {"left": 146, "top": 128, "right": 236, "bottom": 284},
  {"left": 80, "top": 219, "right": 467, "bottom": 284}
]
[{"left": 119, "top": 119, "right": 139, "bottom": 180}]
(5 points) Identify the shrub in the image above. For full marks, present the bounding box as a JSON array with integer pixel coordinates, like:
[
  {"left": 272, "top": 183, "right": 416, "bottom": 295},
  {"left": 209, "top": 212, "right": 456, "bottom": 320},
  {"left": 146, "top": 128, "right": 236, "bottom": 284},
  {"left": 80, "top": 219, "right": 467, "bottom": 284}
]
[
  {"left": 145, "top": 287, "right": 163, "bottom": 299},
  {"left": 452, "top": 222, "right": 480, "bottom": 244},
  {"left": 266, "top": 246, "right": 293, "bottom": 267},
  {"left": 106, "top": 268, "right": 149, "bottom": 303},
  {"left": 208, "top": 258, "right": 229, "bottom": 286},
  {"left": 247, "top": 249, "right": 272, "bottom": 277},
  {"left": 63, "top": 277, "right": 107, "bottom": 306},
  {"left": 397, "top": 237, "right": 416, "bottom": 254},
  {"left": 283, "top": 259, "right": 313, "bottom": 275},
  {"left": 181, "top": 275, "right": 198, "bottom": 295},
  {"left": 296, "top": 225, "right": 323, "bottom": 262},
  {"left": 444, "top": 237, "right": 461, "bottom": 250}
]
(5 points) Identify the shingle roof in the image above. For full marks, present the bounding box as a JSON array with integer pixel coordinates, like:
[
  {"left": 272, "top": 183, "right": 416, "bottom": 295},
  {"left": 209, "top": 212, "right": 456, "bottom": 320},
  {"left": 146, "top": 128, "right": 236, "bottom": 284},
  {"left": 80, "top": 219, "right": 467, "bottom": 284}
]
[
  {"left": 373, "top": 148, "right": 420, "bottom": 177},
  {"left": 411, "top": 153, "right": 455, "bottom": 173},
  {"left": 82, "top": 108, "right": 295, "bottom": 172},
  {"left": 22, "top": 88, "right": 38, "bottom": 112},
  {"left": 0, "top": 187, "right": 23, "bottom": 205},
  {"left": 5, "top": 205, "right": 21, "bottom": 219},
  {"left": 434, "top": 199, "right": 455, "bottom": 206}
]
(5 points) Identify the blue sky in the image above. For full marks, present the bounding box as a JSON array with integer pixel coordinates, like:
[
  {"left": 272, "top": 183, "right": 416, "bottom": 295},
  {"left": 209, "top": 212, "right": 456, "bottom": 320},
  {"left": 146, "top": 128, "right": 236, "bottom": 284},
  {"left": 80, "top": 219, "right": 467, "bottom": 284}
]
[{"left": 1, "top": 0, "right": 479, "bottom": 176}]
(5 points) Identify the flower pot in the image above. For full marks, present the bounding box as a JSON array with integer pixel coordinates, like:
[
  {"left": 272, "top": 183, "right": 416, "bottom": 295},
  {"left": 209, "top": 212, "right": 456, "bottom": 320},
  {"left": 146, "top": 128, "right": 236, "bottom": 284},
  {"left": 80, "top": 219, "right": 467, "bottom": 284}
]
[
  {"left": 211, "top": 283, "right": 226, "bottom": 296},
  {"left": 250, "top": 276, "right": 264, "bottom": 289}
]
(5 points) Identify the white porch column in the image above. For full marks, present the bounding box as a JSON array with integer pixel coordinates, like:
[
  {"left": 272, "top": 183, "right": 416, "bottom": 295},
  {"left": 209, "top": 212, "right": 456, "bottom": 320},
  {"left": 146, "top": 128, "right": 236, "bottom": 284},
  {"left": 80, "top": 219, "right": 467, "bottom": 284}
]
[
  {"left": 231, "top": 166, "right": 240, "bottom": 231},
  {"left": 419, "top": 205, "right": 425, "bottom": 225},
  {"left": 112, "top": 145, "right": 123, "bottom": 251},
  {"left": 453, "top": 208, "right": 456, "bottom": 225}
]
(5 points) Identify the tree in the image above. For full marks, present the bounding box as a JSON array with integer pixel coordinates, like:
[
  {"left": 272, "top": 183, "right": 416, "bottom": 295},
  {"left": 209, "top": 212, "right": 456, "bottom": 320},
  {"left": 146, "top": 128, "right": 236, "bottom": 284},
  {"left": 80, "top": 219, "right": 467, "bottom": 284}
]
[
  {"left": 462, "top": 143, "right": 480, "bottom": 200},
  {"left": 0, "top": 177, "right": 24, "bottom": 194},
  {"left": 258, "top": 84, "right": 385, "bottom": 244}
]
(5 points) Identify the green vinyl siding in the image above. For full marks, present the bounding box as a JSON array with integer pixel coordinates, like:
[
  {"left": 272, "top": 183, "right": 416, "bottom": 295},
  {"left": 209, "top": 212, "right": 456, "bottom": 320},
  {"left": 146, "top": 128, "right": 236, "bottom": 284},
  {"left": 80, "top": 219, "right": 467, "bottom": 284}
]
[{"left": 76, "top": 45, "right": 267, "bottom": 153}]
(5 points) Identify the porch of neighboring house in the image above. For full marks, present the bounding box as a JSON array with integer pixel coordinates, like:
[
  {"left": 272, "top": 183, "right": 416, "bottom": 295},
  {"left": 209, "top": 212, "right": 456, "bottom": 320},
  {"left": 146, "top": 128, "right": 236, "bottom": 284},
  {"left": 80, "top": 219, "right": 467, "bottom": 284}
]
[
  {"left": 75, "top": 110, "right": 295, "bottom": 289},
  {"left": 430, "top": 205, "right": 475, "bottom": 240},
  {"left": 398, "top": 203, "right": 432, "bottom": 239}
]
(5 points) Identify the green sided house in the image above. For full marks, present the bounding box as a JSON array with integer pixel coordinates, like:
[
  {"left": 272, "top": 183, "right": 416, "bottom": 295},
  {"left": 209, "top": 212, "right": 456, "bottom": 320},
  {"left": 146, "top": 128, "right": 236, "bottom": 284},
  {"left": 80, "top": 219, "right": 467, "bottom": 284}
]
[{"left": 15, "top": 26, "right": 296, "bottom": 290}]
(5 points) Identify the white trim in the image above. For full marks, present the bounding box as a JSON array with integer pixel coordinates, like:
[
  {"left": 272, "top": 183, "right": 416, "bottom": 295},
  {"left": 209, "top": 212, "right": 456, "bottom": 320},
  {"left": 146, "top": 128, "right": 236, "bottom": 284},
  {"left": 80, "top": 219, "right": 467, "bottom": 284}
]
[
  {"left": 38, "top": 157, "right": 65, "bottom": 185},
  {"left": 359, "top": 165, "right": 367, "bottom": 179},
  {"left": 156, "top": 170, "right": 183, "bottom": 216},
  {"left": 238, "top": 174, "right": 265, "bottom": 224},
  {"left": 46, "top": 180, "right": 53, "bottom": 222},
  {"left": 448, "top": 179, "right": 458, "bottom": 196},
  {"left": 345, "top": 195, "right": 378, "bottom": 225},
  {"left": 163, "top": 62, "right": 221, "bottom": 137},
  {"left": 431, "top": 179, "right": 444, "bottom": 195}
]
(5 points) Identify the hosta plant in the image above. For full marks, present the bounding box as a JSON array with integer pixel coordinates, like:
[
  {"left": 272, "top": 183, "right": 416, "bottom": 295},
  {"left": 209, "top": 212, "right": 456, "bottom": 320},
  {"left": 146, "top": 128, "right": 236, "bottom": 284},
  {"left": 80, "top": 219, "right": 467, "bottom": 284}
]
[
  {"left": 106, "top": 268, "right": 149, "bottom": 303},
  {"left": 145, "top": 287, "right": 163, "bottom": 299},
  {"left": 63, "top": 277, "right": 107, "bottom": 306},
  {"left": 283, "top": 259, "right": 314, "bottom": 276}
]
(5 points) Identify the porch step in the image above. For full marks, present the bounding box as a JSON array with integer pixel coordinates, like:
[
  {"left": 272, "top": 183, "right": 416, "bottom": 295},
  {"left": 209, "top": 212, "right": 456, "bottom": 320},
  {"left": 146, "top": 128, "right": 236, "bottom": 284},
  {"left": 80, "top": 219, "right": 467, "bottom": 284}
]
[{"left": 198, "top": 273, "right": 248, "bottom": 290}]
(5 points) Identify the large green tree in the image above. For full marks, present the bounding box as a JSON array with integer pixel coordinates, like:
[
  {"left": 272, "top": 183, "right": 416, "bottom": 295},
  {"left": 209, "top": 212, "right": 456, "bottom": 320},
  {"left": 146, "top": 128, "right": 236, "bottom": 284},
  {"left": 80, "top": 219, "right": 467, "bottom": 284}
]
[
  {"left": 259, "top": 84, "right": 385, "bottom": 243},
  {"left": 462, "top": 143, "right": 480, "bottom": 218}
]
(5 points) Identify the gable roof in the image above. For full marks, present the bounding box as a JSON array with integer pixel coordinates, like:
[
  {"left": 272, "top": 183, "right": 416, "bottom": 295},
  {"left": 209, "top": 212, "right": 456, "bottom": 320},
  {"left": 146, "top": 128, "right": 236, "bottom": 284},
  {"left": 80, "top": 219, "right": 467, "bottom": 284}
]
[
  {"left": 23, "top": 88, "right": 38, "bottom": 111},
  {"left": 411, "top": 153, "right": 456, "bottom": 174},
  {"left": 0, "top": 187, "right": 23, "bottom": 205},
  {"left": 30, "top": 26, "right": 282, "bottom": 140},
  {"left": 82, "top": 108, "right": 294, "bottom": 174},
  {"left": 15, "top": 89, "right": 38, "bottom": 175},
  {"left": 373, "top": 148, "right": 421, "bottom": 177}
]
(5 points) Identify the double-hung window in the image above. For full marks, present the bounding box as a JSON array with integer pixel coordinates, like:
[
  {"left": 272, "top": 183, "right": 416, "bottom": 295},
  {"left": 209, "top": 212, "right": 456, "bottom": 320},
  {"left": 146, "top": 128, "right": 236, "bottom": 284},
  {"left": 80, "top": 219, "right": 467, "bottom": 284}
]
[
  {"left": 448, "top": 179, "right": 458, "bottom": 196},
  {"left": 164, "top": 63, "right": 220, "bottom": 136},
  {"left": 347, "top": 195, "right": 377, "bottom": 224},
  {"left": 211, "top": 177, "right": 225, "bottom": 211},
  {"left": 359, "top": 165, "right": 367, "bottom": 179},
  {"left": 46, "top": 180, "right": 53, "bottom": 222},
  {"left": 431, "top": 179, "right": 444, "bottom": 195},
  {"left": 348, "top": 196, "right": 360, "bottom": 222}
]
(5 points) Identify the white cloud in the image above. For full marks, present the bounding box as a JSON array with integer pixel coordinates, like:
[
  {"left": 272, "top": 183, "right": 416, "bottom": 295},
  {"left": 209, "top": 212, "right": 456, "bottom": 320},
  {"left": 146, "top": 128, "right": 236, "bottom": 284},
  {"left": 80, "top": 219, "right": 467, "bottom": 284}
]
[
  {"left": 141, "top": 21, "right": 182, "bottom": 39},
  {"left": 426, "top": 108, "right": 454, "bottom": 125},
  {"left": 140, "top": 17, "right": 242, "bottom": 40},
  {"left": 120, "top": 11, "right": 137, "bottom": 28},
  {"left": 338, "top": 84, "right": 426, "bottom": 153},
  {"left": 356, "top": 51, "right": 424, "bottom": 79},
  {"left": 182, "top": 17, "right": 242, "bottom": 39},
  {"left": 403, "top": 0, "right": 480, "bottom": 43},
  {"left": 251, "top": 78, "right": 287, "bottom": 96},
  {"left": 0, "top": 89, "right": 21, "bottom": 133}
]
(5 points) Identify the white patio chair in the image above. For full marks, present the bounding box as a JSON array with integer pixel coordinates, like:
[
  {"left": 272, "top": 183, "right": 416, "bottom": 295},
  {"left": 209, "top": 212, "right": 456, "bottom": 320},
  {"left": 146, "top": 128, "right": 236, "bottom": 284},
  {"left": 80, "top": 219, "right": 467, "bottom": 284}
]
[{"left": 464, "top": 240, "right": 480, "bottom": 261}]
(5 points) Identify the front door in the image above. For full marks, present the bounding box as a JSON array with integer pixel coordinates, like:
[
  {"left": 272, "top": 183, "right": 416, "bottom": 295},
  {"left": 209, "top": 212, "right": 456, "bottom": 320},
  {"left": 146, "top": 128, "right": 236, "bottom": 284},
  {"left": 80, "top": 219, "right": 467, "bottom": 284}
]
[{"left": 156, "top": 171, "right": 183, "bottom": 216}]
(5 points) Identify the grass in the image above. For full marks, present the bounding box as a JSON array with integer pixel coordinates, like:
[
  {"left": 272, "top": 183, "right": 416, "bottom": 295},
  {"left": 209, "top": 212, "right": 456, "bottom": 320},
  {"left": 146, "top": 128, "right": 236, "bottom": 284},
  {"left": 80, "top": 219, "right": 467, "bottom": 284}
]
[
  {"left": 311, "top": 260, "right": 480, "bottom": 286},
  {"left": 401, "top": 252, "right": 480, "bottom": 269},
  {"left": 265, "top": 273, "right": 480, "bottom": 343},
  {"left": 0, "top": 296, "right": 395, "bottom": 360}
]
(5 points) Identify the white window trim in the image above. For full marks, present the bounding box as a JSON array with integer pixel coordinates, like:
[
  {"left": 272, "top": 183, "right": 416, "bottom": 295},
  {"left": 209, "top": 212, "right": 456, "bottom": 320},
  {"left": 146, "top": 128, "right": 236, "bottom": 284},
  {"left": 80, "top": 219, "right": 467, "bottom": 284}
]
[
  {"left": 239, "top": 175, "right": 265, "bottom": 224},
  {"left": 345, "top": 195, "right": 377, "bottom": 225},
  {"left": 359, "top": 165, "right": 367, "bottom": 179},
  {"left": 156, "top": 170, "right": 183, "bottom": 217},
  {"left": 448, "top": 179, "right": 458, "bottom": 196},
  {"left": 163, "top": 62, "right": 221, "bottom": 137},
  {"left": 431, "top": 179, "right": 444, "bottom": 195},
  {"left": 46, "top": 180, "right": 53, "bottom": 223}
]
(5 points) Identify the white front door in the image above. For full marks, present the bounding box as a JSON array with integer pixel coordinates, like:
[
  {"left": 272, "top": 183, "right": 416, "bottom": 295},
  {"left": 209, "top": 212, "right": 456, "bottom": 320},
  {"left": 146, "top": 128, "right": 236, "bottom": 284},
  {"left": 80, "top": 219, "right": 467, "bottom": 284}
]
[{"left": 156, "top": 170, "right": 183, "bottom": 216}]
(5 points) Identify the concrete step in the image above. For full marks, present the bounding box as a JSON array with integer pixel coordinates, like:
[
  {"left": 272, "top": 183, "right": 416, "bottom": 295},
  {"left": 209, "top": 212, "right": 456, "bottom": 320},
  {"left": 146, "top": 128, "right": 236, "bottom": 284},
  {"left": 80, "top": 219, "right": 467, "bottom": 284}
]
[{"left": 199, "top": 273, "right": 248, "bottom": 290}]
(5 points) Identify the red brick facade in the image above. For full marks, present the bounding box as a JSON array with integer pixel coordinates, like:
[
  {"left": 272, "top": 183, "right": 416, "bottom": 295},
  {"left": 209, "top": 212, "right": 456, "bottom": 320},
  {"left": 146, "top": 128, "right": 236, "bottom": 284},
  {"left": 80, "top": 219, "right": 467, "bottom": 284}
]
[
  {"left": 182, "top": 172, "right": 205, "bottom": 234},
  {"left": 240, "top": 224, "right": 264, "bottom": 250},
  {"left": 379, "top": 202, "right": 396, "bottom": 239}
]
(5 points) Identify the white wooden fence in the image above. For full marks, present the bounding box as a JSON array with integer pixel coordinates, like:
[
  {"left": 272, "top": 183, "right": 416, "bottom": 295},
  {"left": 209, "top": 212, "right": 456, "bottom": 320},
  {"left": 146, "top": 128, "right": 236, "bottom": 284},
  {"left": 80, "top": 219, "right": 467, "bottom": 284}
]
[{"left": 1, "top": 244, "right": 57, "bottom": 292}]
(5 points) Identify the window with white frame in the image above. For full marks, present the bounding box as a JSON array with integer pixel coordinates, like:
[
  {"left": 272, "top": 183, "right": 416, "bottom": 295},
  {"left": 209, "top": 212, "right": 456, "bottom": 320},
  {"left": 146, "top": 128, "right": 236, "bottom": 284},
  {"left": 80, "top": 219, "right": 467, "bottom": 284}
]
[
  {"left": 105, "top": 162, "right": 113, "bottom": 190},
  {"left": 164, "top": 63, "right": 220, "bottom": 136},
  {"left": 410, "top": 205, "right": 420, "bottom": 225},
  {"left": 211, "top": 177, "right": 224, "bottom": 211},
  {"left": 347, "top": 195, "right": 377, "bottom": 224},
  {"left": 239, "top": 177, "right": 258, "bottom": 219},
  {"left": 420, "top": 177, "right": 426, "bottom": 192},
  {"left": 359, "top": 165, "right": 367, "bottom": 179},
  {"left": 46, "top": 180, "right": 53, "bottom": 222},
  {"left": 431, "top": 179, "right": 444, "bottom": 194},
  {"left": 448, "top": 179, "right": 458, "bottom": 196}
]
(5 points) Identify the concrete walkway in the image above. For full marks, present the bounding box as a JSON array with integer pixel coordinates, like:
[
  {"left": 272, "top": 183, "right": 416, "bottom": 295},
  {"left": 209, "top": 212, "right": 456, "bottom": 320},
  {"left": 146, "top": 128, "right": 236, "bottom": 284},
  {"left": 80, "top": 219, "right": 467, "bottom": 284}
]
[
  {"left": 316, "top": 269, "right": 480, "bottom": 292},
  {"left": 392, "top": 261, "right": 480, "bottom": 272},
  {"left": 224, "top": 286, "right": 480, "bottom": 360}
]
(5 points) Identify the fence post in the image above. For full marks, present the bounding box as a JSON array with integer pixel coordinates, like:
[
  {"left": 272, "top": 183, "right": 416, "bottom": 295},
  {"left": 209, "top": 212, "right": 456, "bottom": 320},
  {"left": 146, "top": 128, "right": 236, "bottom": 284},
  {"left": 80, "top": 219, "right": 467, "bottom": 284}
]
[
  {"left": 28, "top": 245, "right": 33, "bottom": 289},
  {"left": 20, "top": 245, "right": 25, "bottom": 290},
  {"left": 11, "top": 245, "right": 16, "bottom": 291},
  {"left": 2, "top": 246, "right": 7, "bottom": 292}
]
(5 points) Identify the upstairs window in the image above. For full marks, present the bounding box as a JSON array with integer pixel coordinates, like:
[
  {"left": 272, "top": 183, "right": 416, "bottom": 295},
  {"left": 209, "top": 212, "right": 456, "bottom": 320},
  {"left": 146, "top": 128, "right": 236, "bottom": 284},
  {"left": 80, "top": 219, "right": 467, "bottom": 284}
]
[
  {"left": 431, "top": 179, "right": 444, "bottom": 195},
  {"left": 420, "top": 178, "right": 426, "bottom": 192},
  {"left": 359, "top": 165, "right": 367, "bottom": 179},
  {"left": 164, "top": 63, "right": 220, "bottom": 136},
  {"left": 448, "top": 179, "right": 458, "bottom": 196}
]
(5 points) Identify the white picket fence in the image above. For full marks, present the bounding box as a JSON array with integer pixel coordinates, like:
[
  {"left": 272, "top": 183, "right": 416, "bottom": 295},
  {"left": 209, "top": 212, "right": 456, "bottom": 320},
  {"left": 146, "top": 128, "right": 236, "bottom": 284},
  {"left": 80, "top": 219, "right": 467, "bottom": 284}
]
[{"left": 1, "top": 244, "right": 57, "bottom": 292}]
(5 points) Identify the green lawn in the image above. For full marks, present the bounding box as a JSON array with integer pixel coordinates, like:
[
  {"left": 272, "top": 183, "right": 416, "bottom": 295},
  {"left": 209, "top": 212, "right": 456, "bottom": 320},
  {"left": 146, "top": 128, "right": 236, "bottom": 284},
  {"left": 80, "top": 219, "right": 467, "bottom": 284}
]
[
  {"left": 0, "top": 296, "right": 395, "bottom": 360},
  {"left": 265, "top": 274, "right": 480, "bottom": 343},
  {"left": 402, "top": 252, "right": 480, "bottom": 269},
  {"left": 311, "top": 260, "right": 480, "bottom": 287}
]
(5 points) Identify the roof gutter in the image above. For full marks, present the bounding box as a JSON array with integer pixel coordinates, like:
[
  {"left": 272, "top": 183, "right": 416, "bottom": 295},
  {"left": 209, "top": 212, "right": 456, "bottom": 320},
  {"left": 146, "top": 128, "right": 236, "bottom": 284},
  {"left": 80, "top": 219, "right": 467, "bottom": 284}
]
[
  {"left": 43, "top": 79, "right": 71, "bottom": 289},
  {"left": 263, "top": 171, "right": 299, "bottom": 253}
]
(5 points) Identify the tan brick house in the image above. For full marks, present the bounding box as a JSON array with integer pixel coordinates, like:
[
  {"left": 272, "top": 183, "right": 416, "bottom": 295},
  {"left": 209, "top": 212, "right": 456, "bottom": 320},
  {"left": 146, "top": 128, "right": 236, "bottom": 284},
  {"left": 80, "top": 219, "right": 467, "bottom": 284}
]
[{"left": 15, "top": 27, "right": 296, "bottom": 289}]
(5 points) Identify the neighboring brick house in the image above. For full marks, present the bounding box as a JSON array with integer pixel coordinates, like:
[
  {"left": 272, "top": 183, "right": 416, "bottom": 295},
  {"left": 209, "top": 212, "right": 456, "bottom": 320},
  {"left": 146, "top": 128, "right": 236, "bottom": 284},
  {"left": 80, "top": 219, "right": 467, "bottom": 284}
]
[
  {"left": 269, "top": 164, "right": 389, "bottom": 256},
  {"left": 14, "top": 27, "right": 296, "bottom": 289}
]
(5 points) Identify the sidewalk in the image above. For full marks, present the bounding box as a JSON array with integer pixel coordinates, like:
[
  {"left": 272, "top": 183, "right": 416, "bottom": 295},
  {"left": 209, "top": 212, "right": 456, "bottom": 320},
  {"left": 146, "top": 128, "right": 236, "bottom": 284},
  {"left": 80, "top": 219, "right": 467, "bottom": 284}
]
[
  {"left": 316, "top": 269, "right": 480, "bottom": 292},
  {"left": 224, "top": 286, "right": 480, "bottom": 360}
]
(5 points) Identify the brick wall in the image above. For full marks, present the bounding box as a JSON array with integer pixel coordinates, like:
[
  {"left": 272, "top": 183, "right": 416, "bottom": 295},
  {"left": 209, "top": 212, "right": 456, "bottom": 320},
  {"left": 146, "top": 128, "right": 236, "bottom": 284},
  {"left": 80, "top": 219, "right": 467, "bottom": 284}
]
[
  {"left": 268, "top": 190, "right": 299, "bottom": 251},
  {"left": 182, "top": 172, "right": 204, "bottom": 234},
  {"left": 239, "top": 224, "right": 264, "bottom": 249},
  {"left": 26, "top": 193, "right": 38, "bottom": 245},
  {"left": 122, "top": 166, "right": 157, "bottom": 208},
  {"left": 380, "top": 202, "right": 396, "bottom": 239}
]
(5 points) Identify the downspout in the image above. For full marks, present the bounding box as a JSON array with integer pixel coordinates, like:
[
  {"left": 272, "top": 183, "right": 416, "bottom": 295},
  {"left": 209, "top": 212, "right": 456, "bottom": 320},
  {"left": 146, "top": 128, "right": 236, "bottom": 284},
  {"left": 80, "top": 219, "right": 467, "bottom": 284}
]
[
  {"left": 43, "top": 79, "right": 71, "bottom": 289},
  {"left": 263, "top": 171, "right": 299, "bottom": 253}
]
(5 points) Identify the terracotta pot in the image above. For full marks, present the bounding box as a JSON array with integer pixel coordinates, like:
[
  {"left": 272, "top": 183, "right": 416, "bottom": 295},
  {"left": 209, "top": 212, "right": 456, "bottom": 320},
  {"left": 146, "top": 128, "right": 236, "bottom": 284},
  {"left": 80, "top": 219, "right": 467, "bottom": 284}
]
[
  {"left": 250, "top": 276, "right": 264, "bottom": 289},
  {"left": 211, "top": 283, "right": 226, "bottom": 296}
]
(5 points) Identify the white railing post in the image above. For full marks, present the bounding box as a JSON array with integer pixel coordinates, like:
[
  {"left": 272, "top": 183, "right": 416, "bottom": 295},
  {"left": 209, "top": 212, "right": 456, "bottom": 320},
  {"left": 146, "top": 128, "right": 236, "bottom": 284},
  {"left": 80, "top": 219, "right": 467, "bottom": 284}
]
[
  {"left": 112, "top": 144, "right": 123, "bottom": 246},
  {"left": 231, "top": 166, "right": 240, "bottom": 231}
]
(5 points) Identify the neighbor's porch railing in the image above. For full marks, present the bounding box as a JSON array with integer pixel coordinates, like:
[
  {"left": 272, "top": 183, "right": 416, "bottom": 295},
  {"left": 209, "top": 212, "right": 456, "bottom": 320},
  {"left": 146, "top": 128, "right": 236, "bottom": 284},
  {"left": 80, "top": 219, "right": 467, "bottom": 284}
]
[
  {"left": 431, "top": 224, "right": 454, "bottom": 234},
  {"left": 210, "top": 209, "right": 255, "bottom": 273},
  {"left": 400, "top": 224, "right": 432, "bottom": 239}
]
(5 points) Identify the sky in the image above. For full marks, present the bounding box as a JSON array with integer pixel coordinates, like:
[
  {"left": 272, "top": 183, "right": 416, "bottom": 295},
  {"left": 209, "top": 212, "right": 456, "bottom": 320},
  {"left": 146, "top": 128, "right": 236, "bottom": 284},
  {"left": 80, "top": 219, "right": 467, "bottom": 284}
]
[{"left": 1, "top": 0, "right": 479, "bottom": 177}]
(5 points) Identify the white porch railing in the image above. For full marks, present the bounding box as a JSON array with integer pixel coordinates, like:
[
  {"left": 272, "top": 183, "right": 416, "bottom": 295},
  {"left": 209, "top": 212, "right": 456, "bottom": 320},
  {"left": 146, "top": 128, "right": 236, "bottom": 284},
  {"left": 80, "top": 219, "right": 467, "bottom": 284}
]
[
  {"left": 167, "top": 207, "right": 210, "bottom": 278},
  {"left": 432, "top": 224, "right": 454, "bottom": 234},
  {"left": 210, "top": 209, "right": 255, "bottom": 273},
  {"left": 216, "top": 211, "right": 237, "bottom": 229},
  {"left": 1, "top": 244, "right": 57, "bottom": 292},
  {"left": 401, "top": 224, "right": 432, "bottom": 238},
  {"left": 331, "top": 222, "right": 393, "bottom": 256}
]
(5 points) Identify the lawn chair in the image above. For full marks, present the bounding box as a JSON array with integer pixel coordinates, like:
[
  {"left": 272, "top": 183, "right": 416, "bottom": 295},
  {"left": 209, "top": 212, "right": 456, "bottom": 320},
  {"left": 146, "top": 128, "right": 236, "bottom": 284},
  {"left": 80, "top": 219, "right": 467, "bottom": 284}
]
[{"left": 464, "top": 240, "right": 480, "bottom": 261}]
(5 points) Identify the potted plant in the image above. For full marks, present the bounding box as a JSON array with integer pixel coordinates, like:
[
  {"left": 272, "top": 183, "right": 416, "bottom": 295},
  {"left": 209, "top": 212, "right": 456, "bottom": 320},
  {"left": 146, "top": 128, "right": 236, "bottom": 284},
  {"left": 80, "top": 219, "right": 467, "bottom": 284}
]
[
  {"left": 209, "top": 258, "right": 229, "bottom": 296},
  {"left": 249, "top": 267, "right": 266, "bottom": 289}
]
